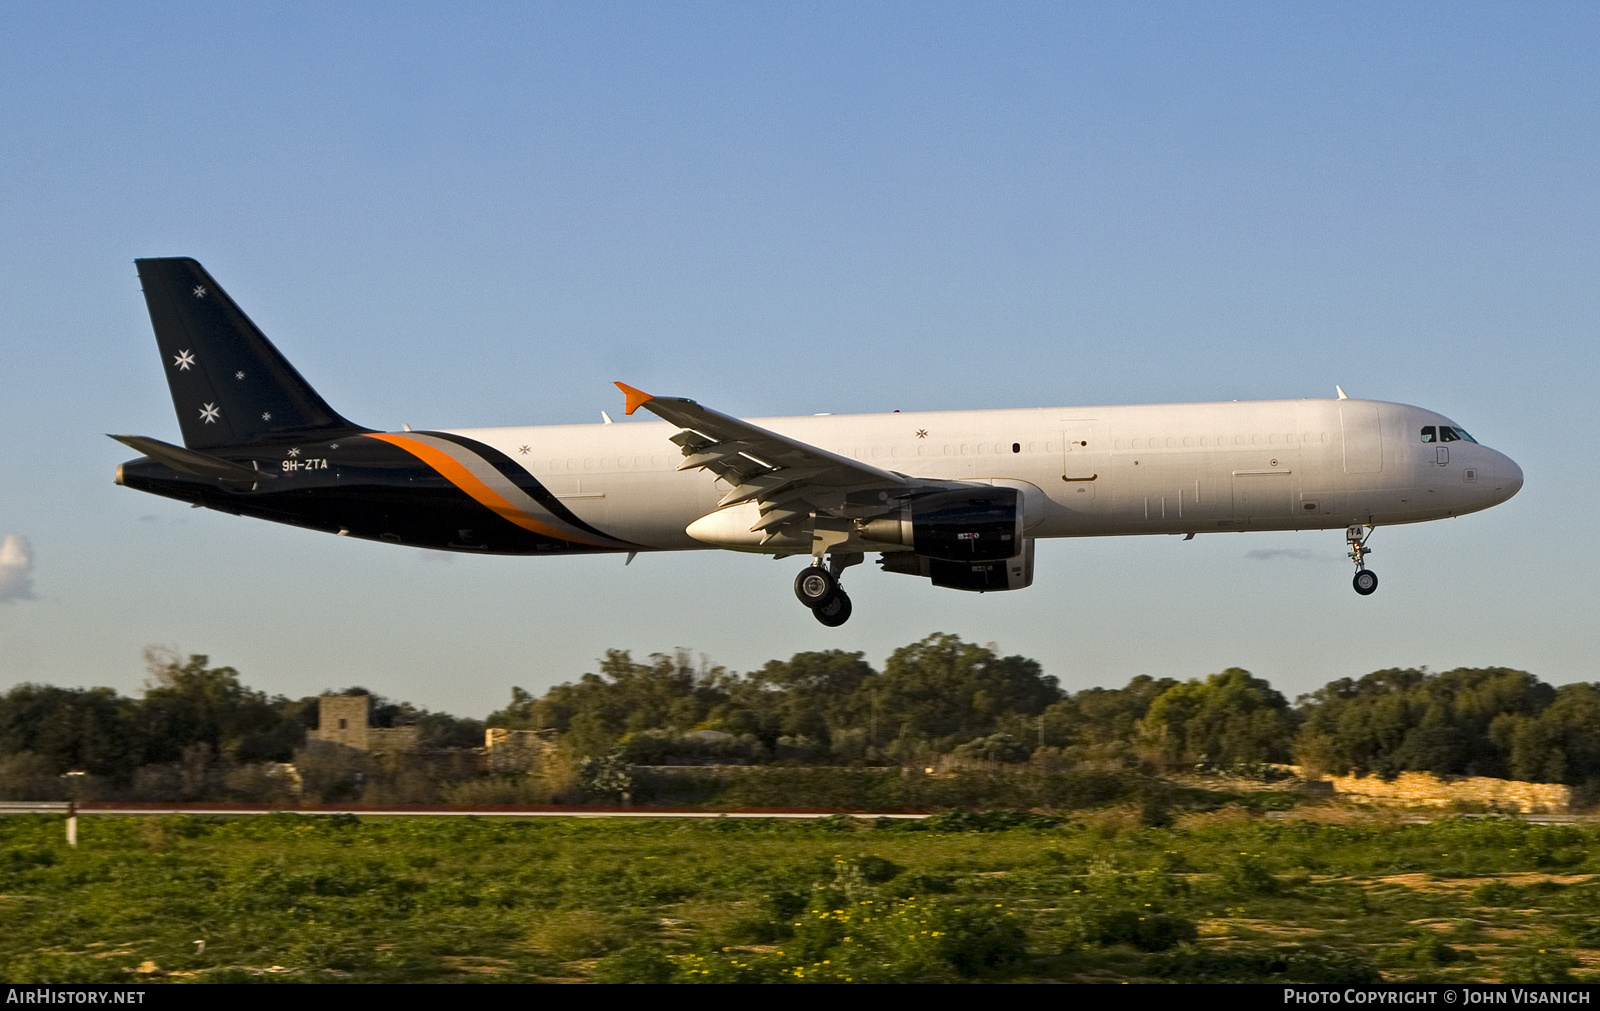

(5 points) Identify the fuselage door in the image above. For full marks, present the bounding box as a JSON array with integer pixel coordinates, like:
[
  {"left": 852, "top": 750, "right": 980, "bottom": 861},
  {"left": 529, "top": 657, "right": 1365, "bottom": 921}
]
[
  {"left": 1339, "top": 402, "right": 1383, "bottom": 474},
  {"left": 1061, "top": 422, "right": 1098, "bottom": 501}
]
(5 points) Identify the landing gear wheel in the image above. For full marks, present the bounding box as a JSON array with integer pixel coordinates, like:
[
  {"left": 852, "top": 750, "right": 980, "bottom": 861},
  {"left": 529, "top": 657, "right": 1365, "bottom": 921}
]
[
  {"left": 1346, "top": 524, "right": 1378, "bottom": 596},
  {"left": 813, "top": 589, "right": 852, "bottom": 626},
  {"left": 794, "top": 566, "right": 838, "bottom": 609}
]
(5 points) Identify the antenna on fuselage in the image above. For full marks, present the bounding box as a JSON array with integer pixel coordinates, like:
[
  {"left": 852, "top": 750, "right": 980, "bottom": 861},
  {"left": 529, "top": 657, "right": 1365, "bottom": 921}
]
[{"left": 1335, "top": 386, "right": 1349, "bottom": 400}]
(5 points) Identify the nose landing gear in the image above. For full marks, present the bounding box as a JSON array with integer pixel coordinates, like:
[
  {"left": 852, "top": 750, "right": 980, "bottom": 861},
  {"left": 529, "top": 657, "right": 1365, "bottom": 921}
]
[
  {"left": 1347, "top": 524, "right": 1378, "bottom": 595},
  {"left": 794, "top": 552, "right": 862, "bottom": 626}
]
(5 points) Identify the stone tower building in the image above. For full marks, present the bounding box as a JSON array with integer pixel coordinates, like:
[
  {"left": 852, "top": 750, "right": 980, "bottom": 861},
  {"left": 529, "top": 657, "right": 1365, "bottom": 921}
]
[
  {"left": 311, "top": 694, "right": 421, "bottom": 753},
  {"left": 315, "top": 695, "right": 371, "bottom": 750}
]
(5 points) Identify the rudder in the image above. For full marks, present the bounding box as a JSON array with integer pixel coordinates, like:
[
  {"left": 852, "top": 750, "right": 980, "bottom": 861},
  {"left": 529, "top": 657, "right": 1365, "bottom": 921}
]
[{"left": 135, "top": 258, "right": 366, "bottom": 449}]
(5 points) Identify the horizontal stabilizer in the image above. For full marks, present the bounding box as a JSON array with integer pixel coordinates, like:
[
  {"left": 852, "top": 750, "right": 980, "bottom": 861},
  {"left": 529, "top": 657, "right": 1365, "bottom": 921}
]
[{"left": 109, "top": 434, "right": 275, "bottom": 484}]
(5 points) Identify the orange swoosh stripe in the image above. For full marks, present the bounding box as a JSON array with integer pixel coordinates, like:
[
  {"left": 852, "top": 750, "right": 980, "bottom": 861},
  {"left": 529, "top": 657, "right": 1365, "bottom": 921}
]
[{"left": 366, "top": 433, "right": 609, "bottom": 547}]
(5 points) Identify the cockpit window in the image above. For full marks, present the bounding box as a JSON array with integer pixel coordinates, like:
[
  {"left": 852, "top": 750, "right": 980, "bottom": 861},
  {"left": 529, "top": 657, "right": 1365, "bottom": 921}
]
[
  {"left": 1420, "top": 426, "right": 1436, "bottom": 443},
  {"left": 1452, "top": 427, "right": 1477, "bottom": 444},
  {"left": 1439, "top": 426, "right": 1459, "bottom": 443}
]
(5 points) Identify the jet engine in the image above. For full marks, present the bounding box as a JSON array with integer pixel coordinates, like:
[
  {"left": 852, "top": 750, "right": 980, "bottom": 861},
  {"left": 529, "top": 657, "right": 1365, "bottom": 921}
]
[
  {"left": 863, "top": 487, "right": 1034, "bottom": 591},
  {"left": 859, "top": 487, "right": 1021, "bottom": 559},
  {"left": 878, "top": 538, "right": 1035, "bottom": 591}
]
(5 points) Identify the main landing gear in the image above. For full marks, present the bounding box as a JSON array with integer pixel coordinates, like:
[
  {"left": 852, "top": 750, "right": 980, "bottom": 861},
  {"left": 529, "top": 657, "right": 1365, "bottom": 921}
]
[
  {"left": 794, "top": 552, "right": 862, "bottom": 626},
  {"left": 1347, "top": 524, "right": 1378, "bottom": 595}
]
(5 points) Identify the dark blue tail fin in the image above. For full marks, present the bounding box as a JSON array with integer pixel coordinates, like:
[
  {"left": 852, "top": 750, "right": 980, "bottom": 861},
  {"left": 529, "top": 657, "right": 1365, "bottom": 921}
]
[{"left": 135, "top": 258, "right": 366, "bottom": 449}]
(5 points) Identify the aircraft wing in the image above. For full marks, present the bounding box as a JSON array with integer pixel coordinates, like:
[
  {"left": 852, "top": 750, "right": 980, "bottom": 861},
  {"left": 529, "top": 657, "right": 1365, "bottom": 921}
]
[{"left": 615, "top": 383, "right": 926, "bottom": 536}]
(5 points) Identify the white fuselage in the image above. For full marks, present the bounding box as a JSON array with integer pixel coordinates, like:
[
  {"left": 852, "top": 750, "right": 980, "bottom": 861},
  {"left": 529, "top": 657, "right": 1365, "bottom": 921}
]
[{"left": 446, "top": 398, "right": 1522, "bottom": 552}]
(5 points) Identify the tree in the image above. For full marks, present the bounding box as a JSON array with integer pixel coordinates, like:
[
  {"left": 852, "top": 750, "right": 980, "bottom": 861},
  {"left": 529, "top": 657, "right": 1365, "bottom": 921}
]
[
  {"left": 1138, "top": 668, "right": 1293, "bottom": 769},
  {"left": 738, "top": 650, "right": 877, "bottom": 750},
  {"left": 0, "top": 684, "right": 141, "bottom": 778},
  {"left": 1293, "top": 667, "right": 1557, "bottom": 779},
  {"left": 485, "top": 686, "right": 540, "bottom": 729},
  {"left": 520, "top": 650, "right": 735, "bottom": 756},
  {"left": 139, "top": 649, "right": 281, "bottom": 763},
  {"left": 1491, "top": 683, "right": 1600, "bottom": 786},
  {"left": 870, "top": 634, "right": 1060, "bottom": 754}
]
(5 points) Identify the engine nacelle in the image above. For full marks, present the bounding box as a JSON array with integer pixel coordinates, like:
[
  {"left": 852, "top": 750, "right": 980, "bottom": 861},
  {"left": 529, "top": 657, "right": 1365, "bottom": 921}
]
[
  {"left": 859, "top": 487, "right": 1021, "bottom": 562},
  {"left": 879, "top": 538, "right": 1035, "bottom": 592}
]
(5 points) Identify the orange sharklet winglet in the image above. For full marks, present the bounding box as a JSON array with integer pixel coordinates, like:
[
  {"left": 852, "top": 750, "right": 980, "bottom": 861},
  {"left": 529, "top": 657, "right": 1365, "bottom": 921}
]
[{"left": 614, "top": 382, "right": 654, "bottom": 416}]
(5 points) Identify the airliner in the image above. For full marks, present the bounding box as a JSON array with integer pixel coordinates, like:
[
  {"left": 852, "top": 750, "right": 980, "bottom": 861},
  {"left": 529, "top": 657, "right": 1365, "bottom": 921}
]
[{"left": 114, "top": 258, "right": 1523, "bottom": 626}]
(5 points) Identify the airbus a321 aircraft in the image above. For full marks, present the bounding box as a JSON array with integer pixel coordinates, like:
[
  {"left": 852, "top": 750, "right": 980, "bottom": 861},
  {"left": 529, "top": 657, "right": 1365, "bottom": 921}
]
[{"left": 115, "top": 258, "right": 1523, "bottom": 626}]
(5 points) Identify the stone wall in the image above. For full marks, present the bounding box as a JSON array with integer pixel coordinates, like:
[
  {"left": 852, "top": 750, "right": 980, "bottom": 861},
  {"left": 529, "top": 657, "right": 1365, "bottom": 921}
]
[
  {"left": 1321, "top": 771, "right": 1571, "bottom": 813},
  {"left": 484, "top": 728, "right": 557, "bottom": 773},
  {"left": 367, "top": 726, "right": 421, "bottom": 754}
]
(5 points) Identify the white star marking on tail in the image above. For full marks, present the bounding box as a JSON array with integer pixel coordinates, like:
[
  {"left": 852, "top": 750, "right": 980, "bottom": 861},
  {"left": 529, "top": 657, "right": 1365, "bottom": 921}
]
[
  {"left": 235, "top": 371, "right": 246, "bottom": 380},
  {"left": 173, "top": 350, "right": 195, "bottom": 371},
  {"left": 193, "top": 285, "right": 206, "bottom": 298},
  {"left": 199, "top": 403, "right": 220, "bottom": 424},
  {"left": 261, "top": 412, "right": 272, "bottom": 421},
  {"left": 287, "top": 447, "right": 300, "bottom": 458}
]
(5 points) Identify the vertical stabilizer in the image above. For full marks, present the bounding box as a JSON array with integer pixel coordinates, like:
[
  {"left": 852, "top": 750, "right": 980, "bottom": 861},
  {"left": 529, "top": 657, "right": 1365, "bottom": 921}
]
[{"left": 135, "top": 258, "right": 365, "bottom": 449}]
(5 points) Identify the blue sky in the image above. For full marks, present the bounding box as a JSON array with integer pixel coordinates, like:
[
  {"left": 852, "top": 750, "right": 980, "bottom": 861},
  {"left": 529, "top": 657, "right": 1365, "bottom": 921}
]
[{"left": 1, "top": 3, "right": 1595, "bottom": 717}]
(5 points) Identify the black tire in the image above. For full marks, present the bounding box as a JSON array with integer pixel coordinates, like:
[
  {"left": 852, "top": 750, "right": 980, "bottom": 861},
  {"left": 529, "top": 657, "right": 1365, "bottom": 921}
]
[
  {"left": 794, "top": 566, "right": 837, "bottom": 609},
  {"left": 1353, "top": 570, "right": 1379, "bottom": 595},
  {"left": 813, "top": 590, "right": 852, "bottom": 626}
]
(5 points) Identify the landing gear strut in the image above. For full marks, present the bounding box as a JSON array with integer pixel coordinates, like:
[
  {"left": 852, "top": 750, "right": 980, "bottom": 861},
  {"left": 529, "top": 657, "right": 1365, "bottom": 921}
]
[
  {"left": 1347, "top": 524, "right": 1378, "bottom": 595},
  {"left": 794, "top": 552, "right": 862, "bottom": 626}
]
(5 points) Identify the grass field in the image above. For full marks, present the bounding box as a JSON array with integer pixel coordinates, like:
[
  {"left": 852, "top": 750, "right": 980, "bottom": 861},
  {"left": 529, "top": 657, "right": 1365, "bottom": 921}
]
[{"left": 3, "top": 803, "right": 1598, "bottom": 983}]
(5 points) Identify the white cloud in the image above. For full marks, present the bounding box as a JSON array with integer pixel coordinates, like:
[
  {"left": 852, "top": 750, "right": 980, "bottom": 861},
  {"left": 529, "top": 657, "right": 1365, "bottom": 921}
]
[{"left": 0, "top": 535, "right": 35, "bottom": 603}]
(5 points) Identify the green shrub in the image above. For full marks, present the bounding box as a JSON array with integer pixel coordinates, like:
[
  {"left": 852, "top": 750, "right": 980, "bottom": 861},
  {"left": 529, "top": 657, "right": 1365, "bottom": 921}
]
[
  {"left": 1561, "top": 919, "right": 1600, "bottom": 949},
  {"left": 528, "top": 910, "right": 634, "bottom": 960},
  {"left": 888, "top": 871, "right": 958, "bottom": 896},
  {"left": 812, "top": 813, "right": 865, "bottom": 833},
  {"left": 4, "top": 846, "right": 56, "bottom": 869},
  {"left": 921, "top": 809, "right": 1059, "bottom": 833},
  {"left": 0, "top": 952, "right": 134, "bottom": 983},
  {"left": 1502, "top": 947, "right": 1576, "bottom": 984},
  {"left": 1385, "top": 931, "right": 1475, "bottom": 966},
  {"left": 194, "top": 968, "right": 269, "bottom": 983},
  {"left": 1139, "top": 797, "right": 1173, "bottom": 827},
  {"left": 1218, "top": 853, "right": 1281, "bottom": 896},
  {"left": 1148, "top": 943, "right": 1380, "bottom": 984},
  {"left": 691, "top": 895, "right": 1028, "bottom": 983},
  {"left": 832, "top": 854, "right": 904, "bottom": 887},
  {"left": 591, "top": 944, "right": 677, "bottom": 984},
  {"left": 288, "top": 933, "right": 380, "bottom": 972},
  {"left": 1092, "top": 909, "right": 1199, "bottom": 952},
  {"left": 720, "top": 915, "right": 784, "bottom": 944},
  {"left": 1471, "top": 881, "right": 1522, "bottom": 906},
  {"left": 953, "top": 734, "right": 1030, "bottom": 764},
  {"left": 672, "top": 950, "right": 786, "bottom": 983}
]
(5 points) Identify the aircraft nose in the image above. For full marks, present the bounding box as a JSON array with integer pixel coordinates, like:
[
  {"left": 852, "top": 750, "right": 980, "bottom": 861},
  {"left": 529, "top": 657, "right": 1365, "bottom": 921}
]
[{"left": 1496, "top": 454, "right": 1524, "bottom": 503}]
